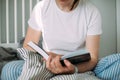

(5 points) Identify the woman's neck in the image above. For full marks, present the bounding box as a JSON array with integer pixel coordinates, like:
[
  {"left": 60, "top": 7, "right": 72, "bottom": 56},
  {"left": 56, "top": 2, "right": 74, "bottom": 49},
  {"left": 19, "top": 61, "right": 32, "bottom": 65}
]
[{"left": 55, "top": 0, "right": 79, "bottom": 12}]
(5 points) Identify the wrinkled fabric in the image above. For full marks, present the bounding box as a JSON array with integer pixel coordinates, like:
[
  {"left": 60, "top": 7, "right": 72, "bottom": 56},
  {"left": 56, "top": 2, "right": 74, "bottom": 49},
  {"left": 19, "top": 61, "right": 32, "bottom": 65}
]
[
  {"left": 94, "top": 53, "right": 120, "bottom": 80},
  {"left": 17, "top": 48, "right": 100, "bottom": 80}
]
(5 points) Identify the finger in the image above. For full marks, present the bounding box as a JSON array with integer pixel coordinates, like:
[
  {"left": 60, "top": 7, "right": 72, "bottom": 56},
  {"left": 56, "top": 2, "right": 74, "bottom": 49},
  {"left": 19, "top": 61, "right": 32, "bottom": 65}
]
[
  {"left": 46, "top": 55, "right": 58, "bottom": 74},
  {"left": 42, "top": 58, "right": 46, "bottom": 61},
  {"left": 64, "top": 60, "right": 71, "bottom": 67},
  {"left": 54, "top": 56, "right": 63, "bottom": 73},
  {"left": 46, "top": 55, "right": 52, "bottom": 70},
  {"left": 64, "top": 60, "right": 75, "bottom": 73},
  {"left": 46, "top": 52, "right": 51, "bottom": 55},
  {"left": 55, "top": 56, "right": 63, "bottom": 68},
  {"left": 50, "top": 58, "right": 56, "bottom": 69}
]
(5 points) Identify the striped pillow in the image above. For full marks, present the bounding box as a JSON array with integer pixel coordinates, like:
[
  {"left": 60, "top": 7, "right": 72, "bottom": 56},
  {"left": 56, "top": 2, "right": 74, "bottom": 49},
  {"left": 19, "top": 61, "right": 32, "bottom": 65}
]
[
  {"left": 94, "top": 53, "right": 120, "bottom": 80},
  {"left": 17, "top": 48, "right": 53, "bottom": 80}
]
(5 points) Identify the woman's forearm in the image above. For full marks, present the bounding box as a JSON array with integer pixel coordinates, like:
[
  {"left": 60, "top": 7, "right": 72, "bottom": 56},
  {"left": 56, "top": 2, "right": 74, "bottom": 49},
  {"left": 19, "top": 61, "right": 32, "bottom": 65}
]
[
  {"left": 76, "top": 35, "right": 100, "bottom": 73},
  {"left": 76, "top": 57, "right": 98, "bottom": 73},
  {"left": 23, "top": 27, "right": 42, "bottom": 51}
]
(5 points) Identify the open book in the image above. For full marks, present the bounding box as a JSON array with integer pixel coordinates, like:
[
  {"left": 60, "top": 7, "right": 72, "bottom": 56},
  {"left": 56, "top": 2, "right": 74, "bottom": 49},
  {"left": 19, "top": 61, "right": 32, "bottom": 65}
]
[{"left": 27, "top": 41, "right": 91, "bottom": 66}]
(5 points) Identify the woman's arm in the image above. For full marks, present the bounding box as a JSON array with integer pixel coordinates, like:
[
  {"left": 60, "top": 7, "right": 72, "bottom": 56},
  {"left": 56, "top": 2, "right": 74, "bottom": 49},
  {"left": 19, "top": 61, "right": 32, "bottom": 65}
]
[
  {"left": 76, "top": 35, "right": 101, "bottom": 73},
  {"left": 23, "top": 26, "right": 42, "bottom": 51}
]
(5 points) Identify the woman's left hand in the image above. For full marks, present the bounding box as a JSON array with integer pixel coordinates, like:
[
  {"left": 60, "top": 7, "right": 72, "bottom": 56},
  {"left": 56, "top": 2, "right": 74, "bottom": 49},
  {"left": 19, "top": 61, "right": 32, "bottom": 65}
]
[{"left": 45, "top": 52, "right": 75, "bottom": 74}]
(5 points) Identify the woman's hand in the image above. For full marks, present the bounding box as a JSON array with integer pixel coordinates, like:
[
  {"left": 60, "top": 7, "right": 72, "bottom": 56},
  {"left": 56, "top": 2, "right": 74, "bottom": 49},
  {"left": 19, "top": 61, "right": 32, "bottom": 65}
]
[{"left": 45, "top": 52, "right": 75, "bottom": 74}]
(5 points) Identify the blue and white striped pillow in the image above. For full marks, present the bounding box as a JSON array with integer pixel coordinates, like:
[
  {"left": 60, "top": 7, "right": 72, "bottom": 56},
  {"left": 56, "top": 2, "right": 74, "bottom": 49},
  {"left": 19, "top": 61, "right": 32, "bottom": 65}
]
[{"left": 94, "top": 53, "right": 120, "bottom": 80}]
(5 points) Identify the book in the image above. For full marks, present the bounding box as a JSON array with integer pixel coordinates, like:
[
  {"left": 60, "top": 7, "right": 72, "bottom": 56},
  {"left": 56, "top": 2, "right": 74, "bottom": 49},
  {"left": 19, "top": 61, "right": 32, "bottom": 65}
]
[{"left": 27, "top": 41, "right": 91, "bottom": 66}]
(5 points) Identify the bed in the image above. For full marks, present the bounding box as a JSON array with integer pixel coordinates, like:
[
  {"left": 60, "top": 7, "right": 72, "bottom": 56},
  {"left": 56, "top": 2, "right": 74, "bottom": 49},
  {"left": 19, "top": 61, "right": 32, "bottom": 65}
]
[
  {"left": 0, "top": 0, "right": 40, "bottom": 77},
  {"left": 0, "top": 0, "right": 119, "bottom": 80}
]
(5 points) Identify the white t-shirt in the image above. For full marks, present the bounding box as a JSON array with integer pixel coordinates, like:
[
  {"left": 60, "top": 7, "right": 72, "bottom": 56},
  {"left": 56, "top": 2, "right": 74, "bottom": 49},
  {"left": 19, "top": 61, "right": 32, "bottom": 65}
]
[{"left": 28, "top": 0, "right": 102, "bottom": 55}]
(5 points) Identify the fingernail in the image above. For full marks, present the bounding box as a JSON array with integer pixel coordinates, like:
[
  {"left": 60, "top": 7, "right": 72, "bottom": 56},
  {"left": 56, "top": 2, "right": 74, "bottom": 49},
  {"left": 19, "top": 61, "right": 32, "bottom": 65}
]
[{"left": 64, "top": 60, "right": 69, "bottom": 64}]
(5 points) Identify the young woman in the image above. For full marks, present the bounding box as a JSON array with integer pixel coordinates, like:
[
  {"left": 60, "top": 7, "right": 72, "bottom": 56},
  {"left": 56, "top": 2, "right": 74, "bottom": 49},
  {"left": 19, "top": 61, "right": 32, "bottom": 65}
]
[{"left": 1, "top": 0, "right": 102, "bottom": 79}]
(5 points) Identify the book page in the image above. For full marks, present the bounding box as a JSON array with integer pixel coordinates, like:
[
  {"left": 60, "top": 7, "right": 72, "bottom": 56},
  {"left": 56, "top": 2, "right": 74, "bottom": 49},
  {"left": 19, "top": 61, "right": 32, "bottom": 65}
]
[
  {"left": 27, "top": 41, "right": 89, "bottom": 61},
  {"left": 27, "top": 41, "right": 49, "bottom": 60}
]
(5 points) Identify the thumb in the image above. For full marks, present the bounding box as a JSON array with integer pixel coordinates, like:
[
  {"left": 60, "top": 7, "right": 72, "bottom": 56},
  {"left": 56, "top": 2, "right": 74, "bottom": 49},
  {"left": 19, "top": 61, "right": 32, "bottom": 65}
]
[
  {"left": 64, "top": 60, "right": 71, "bottom": 67},
  {"left": 64, "top": 60, "right": 75, "bottom": 73}
]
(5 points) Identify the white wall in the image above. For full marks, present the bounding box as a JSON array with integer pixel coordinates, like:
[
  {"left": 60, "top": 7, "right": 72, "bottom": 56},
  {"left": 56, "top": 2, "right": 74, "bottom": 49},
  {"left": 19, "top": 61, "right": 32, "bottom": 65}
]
[
  {"left": 117, "top": 0, "right": 120, "bottom": 52},
  {"left": 90, "top": 0, "right": 117, "bottom": 58}
]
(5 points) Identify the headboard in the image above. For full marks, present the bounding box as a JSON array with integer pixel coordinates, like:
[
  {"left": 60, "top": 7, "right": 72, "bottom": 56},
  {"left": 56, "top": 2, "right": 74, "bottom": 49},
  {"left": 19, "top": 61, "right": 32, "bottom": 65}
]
[{"left": 0, "top": 0, "right": 40, "bottom": 48}]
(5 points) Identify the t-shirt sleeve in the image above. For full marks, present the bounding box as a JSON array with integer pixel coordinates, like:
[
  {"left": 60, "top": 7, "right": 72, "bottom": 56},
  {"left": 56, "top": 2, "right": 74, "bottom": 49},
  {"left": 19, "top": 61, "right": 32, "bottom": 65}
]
[
  {"left": 28, "top": 2, "right": 43, "bottom": 31},
  {"left": 87, "top": 7, "right": 102, "bottom": 35}
]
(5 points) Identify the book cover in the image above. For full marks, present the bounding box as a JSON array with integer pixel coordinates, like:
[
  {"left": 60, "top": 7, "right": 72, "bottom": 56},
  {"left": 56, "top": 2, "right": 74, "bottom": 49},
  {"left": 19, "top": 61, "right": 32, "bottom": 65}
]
[{"left": 27, "top": 41, "right": 91, "bottom": 66}]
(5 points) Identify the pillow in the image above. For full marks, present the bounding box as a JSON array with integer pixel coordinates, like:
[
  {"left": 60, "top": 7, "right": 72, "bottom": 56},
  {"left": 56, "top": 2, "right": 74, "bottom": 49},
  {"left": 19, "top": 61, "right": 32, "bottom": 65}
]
[
  {"left": 94, "top": 53, "right": 120, "bottom": 80},
  {"left": 17, "top": 48, "right": 53, "bottom": 80}
]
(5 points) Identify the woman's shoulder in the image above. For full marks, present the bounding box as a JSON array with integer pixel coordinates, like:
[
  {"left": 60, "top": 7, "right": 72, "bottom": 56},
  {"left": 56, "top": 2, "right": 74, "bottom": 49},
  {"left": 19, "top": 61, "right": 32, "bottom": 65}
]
[
  {"left": 83, "top": 0, "right": 100, "bottom": 13},
  {"left": 79, "top": 0, "right": 101, "bottom": 17},
  {"left": 34, "top": 0, "right": 52, "bottom": 13},
  {"left": 35, "top": 0, "right": 51, "bottom": 9}
]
